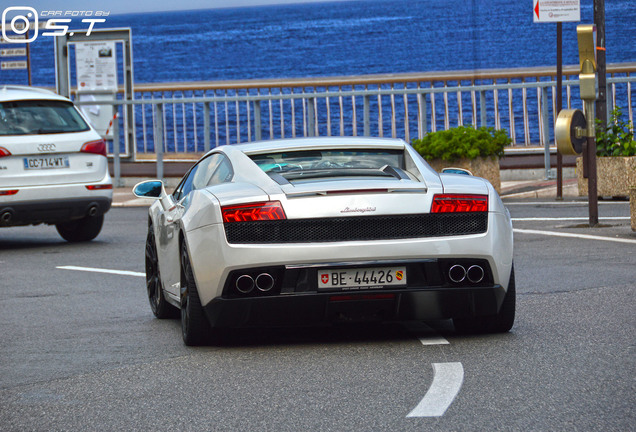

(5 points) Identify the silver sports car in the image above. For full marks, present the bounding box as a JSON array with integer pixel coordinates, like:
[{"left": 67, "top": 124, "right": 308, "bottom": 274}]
[{"left": 134, "top": 137, "right": 515, "bottom": 345}]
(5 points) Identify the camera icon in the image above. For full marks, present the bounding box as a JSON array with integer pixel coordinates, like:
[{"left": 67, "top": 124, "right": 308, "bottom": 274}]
[{"left": 2, "top": 6, "right": 39, "bottom": 43}]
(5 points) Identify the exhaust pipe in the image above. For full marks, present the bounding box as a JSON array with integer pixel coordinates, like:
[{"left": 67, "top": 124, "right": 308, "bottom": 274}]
[
  {"left": 466, "top": 265, "right": 485, "bottom": 283},
  {"left": 255, "top": 273, "right": 275, "bottom": 292},
  {"left": 87, "top": 205, "right": 99, "bottom": 217},
  {"left": 1, "top": 210, "right": 12, "bottom": 224},
  {"left": 448, "top": 265, "right": 466, "bottom": 283},
  {"left": 235, "top": 275, "right": 254, "bottom": 293}
]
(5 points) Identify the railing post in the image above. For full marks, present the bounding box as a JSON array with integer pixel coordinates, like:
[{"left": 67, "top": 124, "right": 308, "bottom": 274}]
[
  {"left": 363, "top": 94, "right": 370, "bottom": 136},
  {"left": 204, "top": 102, "right": 211, "bottom": 152},
  {"left": 479, "top": 90, "right": 487, "bottom": 127},
  {"left": 606, "top": 82, "right": 613, "bottom": 123},
  {"left": 420, "top": 92, "right": 428, "bottom": 137},
  {"left": 541, "top": 86, "right": 551, "bottom": 179},
  {"left": 112, "top": 104, "right": 122, "bottom": 188},
  {"left": 154, "top": 103, "right": 164, "bottom": 181},
  {"left": 254, "top": 100, "right": 262, "bottom": 141},
  {"left": 307, "top": 97, "right": 316, "bottom": 137}
]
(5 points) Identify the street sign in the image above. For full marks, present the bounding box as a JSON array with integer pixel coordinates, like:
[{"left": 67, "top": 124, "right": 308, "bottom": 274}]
[
  {"left": 1, "top": 48, "right": 26, "bottom": 56},
  {"left": 0, "top": 21, "right": 37, "bottom": 30},
  {"left": 1, "top": 34, "right": 26, "bottom": 42},
  {"left": 533, "top": 0, "right": 580, "bottom": 23},
  {"left": 1, "top": 60, "right": 27, "bottom": 69}
]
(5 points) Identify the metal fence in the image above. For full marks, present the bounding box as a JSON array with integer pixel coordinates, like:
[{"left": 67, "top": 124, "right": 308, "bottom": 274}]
[{"left": 74, "top": 62, "right": 636, "bottom": 181}]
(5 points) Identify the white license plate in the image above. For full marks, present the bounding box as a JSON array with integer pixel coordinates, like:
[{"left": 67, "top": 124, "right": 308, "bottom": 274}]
[
  {"left": 318, "top": 266, "right": 407, "bottom": 291},
  {"left": 23, "top": 156, "right": 70, "bottom": 170}
]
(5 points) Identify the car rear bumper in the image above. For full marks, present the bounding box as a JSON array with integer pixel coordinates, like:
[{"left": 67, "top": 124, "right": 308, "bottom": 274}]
[
  {"left": 0, "top": 176, "right": 112, "bottom": 226},
  {"left": 0, "top": 197, "right": 112, "bottom": 226},
  {"left": 203, "top": 285, "right": 505, "bottom": 329}
]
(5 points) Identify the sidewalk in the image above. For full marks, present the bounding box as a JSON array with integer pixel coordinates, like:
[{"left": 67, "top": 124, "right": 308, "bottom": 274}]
[{"left": 112, "top": 178, "right": 581, "bottom": 207}]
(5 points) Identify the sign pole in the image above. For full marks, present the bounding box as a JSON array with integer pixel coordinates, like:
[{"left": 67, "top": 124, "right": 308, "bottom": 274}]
[
  {"left": 556, "top": 22, "right": 563, "bottom": 199},
  {"left": 25, "top": 28, "right": 31, "bottom": 85},
  {"left": 594, "top": 0, "right": 606, "bottom": 129}
]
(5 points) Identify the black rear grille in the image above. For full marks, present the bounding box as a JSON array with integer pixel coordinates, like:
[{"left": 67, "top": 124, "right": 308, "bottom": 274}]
[{"left": 224, "top": 213, "right": 487, "bottom": 244}]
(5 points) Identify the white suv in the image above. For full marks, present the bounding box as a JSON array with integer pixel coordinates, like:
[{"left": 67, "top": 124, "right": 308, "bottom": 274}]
[{"left": 0, "top": 86, "right": 112, "bottom": 242}]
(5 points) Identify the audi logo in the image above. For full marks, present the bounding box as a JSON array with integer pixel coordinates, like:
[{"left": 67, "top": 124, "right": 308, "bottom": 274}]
[{"left": 37, "top": 144, "right": 57, "bottom": 152}]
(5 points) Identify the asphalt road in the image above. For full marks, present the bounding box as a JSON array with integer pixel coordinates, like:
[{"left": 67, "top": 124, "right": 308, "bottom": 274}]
[{"left": 0, "top": 201, "right": 634, "bottom": 431}]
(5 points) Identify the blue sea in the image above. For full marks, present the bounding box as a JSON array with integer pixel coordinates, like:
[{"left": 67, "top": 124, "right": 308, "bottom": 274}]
[{"left": 4, "top": 0, "right": 636, "bottom": 87}]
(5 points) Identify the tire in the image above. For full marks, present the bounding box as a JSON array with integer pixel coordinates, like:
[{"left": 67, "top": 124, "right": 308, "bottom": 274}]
[
  {"left": 56, "top": 214, "right": 104, "bottom": 242},
  {"left": 145, "top": 229, "right": 178, "bottom": 319},
  {"left": 454, "top": 264, "right": 516, "bottom": 334},
  {"left": 180, "top": 242, "right": 213, "bottom": 346}
]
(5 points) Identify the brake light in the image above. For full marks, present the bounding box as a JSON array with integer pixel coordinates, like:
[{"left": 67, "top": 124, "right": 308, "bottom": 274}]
[
  {"left": 0, "top": 189, "right": 18, "bottom": 196},
  {"left": 0, "top": 147, "right": 11, "bottom": 158},
  {"left": 86, "top": 184, "right": 113, "bottom": 190},
  {"left": 222, "top": 201, "right": 286, "bottom": 223},
  {"left": 431, "top": 194, "right": 488, "bottom": 213},
  {"left": 80, "top": 139, "right": 107, "bottom": 157}
]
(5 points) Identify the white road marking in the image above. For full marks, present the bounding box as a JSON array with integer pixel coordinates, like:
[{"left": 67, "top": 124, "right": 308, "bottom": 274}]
[
  {"left": 513, "top": 228, "right": 636, "bottom": 245},
  {"left": 404, "top": 322, "right": 449, "bottom": 345},
  {"left": 57, "top": 266, "right": 145, "bottom": 278},
  {"left": 512, "top": 216, "right": 630, "bottom": 221},
  {"left": 407, "top": 362, "right": 464, "bottom": 418},
  {"left": 505, "top": 201, "right": 627, "bottom": 206}
]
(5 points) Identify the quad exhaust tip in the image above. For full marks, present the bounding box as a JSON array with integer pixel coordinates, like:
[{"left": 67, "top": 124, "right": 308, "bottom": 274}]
[
  {"left": 466, "top": 265, "right": 485, "bottom": 283},
  {"left": 235, "top": 275, "right": 255, "bottom": 293},
  {"left": 448, "top": 265, "right": 466, "bottom": 283},
  {"left": 255, "top": 273, "right": 275, "bottom": 292},
  {"left": 448, "top": 264, "right": 485, "bottom": 284}
]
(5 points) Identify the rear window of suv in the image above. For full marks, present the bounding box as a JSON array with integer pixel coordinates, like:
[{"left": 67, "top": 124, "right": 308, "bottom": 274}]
[{"left": 0, "top": 99, "right": 90, "bottom": 136}]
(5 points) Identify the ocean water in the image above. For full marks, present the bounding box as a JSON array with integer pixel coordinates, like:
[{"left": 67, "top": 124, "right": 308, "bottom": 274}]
[
  {"left": 3, "top": 0, "right": 635, "bottom": 86},
  {"left": 2, "top": 0, "right": 635, "bottom": 151}
]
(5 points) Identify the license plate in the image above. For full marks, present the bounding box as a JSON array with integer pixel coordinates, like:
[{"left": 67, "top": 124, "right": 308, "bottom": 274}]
[
  {"left": 318, "top": 266, "right": 407, "bottom": 291},
  {"left": 24, "top": 156, "right": 70, "bottom": 170}
]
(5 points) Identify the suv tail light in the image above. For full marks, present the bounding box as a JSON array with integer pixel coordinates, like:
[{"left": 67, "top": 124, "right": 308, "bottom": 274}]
[
  {"left": 80, "top": 139, "right": 107, "bottom": 157},
  {"left": 431, "top": 194, "right": 488, "bottom": 213},
  {"left": 0, "top": 147, "right": 11, "bottom": 158},
  {"left": 222, "top": 201, "right": 286, "bottom": 223}
]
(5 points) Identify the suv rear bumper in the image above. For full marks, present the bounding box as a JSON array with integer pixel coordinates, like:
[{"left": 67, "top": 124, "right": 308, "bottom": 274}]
[{"left": 0, "top": 196, "right": 111, "bottom": 226}]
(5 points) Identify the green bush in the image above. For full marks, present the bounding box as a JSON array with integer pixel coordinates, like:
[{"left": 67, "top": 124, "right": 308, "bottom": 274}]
[
  {"left": 595, "top": 106, "right": 636, "bottom": 157},
  {"left": 411, "top": 126, "right": 510, "bottom": 162}
]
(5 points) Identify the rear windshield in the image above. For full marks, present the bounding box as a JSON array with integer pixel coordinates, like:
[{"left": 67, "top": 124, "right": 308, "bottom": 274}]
[
  {"left": 250, "top": 149, "right": 407, "bottom": 181},
  {"left": 0, "top": 99, "right": 90, "bottom": 136}
]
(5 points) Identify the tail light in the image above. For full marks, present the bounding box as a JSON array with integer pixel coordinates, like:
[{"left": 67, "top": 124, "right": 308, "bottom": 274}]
[
  {"left": 0, "top": 189, "right": 18, "bottom": 196},
  {"left": 222, "top": 201, "right": 286, "bottom": 223},
  {"left": 80, "top": 139, "right": 107, "bottom": 157},
  {"left": 431, "top": 194, "right": 488, "bottom": 213},
  {"left": 86, "top": 184, "right": 113, "bottom": 190},
  {"left": 0, "top": 147, "right": 11, "bottom": 158}
]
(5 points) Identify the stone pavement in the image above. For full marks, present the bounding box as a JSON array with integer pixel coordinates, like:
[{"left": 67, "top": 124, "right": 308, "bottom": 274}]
[{"left": 112, "top": 177, "right": 581, "bottom": 207}]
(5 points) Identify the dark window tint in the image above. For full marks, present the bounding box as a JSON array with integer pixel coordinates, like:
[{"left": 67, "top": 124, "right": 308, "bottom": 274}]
[{"left": 0, "top": 99, "right": 90, "bottom": 136}]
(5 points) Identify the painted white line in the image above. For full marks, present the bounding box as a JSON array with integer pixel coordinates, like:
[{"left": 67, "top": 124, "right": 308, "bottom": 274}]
[
  {"left": 404, "top": 322, "right": 449, "bottom": 345},
  {"left": 407, "top": 362, "right": 464, "bottom": 417},
  {"left": 57, "top": 265, "right": 145, "bottom": 278},
  {"left": 513, "top": 228, "right": 636, "bottom": 245},
  {"left": 512, "top": 216, "right": 630, "bottom": 221},
  {"left": 505, "top": 201, "right": 628, "bottom": 206}
]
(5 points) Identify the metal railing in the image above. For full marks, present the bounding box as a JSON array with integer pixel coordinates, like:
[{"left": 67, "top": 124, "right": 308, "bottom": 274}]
[{"left": 73, "top": 63, "right": 636, "bottom": 183}]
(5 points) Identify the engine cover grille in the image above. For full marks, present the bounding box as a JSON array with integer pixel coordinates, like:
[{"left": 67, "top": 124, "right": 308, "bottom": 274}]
[{"left": 224, "top": 213, "right": 487, "bottom": 244}]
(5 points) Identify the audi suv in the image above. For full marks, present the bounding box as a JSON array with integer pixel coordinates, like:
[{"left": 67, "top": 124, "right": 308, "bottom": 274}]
[{"left": 0, "top": 86, "right": 112, "bottom": 242}]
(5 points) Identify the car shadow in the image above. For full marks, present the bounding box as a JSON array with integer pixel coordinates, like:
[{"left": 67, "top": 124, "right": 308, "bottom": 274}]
[
  {"left": 0, "top": 237, "right": 108, "bottom": 251},
  {"left": 209, "top": 320, "right": 456, "bottom": 348}
]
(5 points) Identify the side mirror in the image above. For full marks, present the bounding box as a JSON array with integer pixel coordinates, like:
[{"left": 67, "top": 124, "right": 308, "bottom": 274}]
[
  {"left": 441, "top": 167, "right": 473, "bottom": 176},
  {"left": 133, "top": 180, "right": 164, "bottom": 198},
  {"left": 133, "top": 180, "right": 176, "bottom": 212}
]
